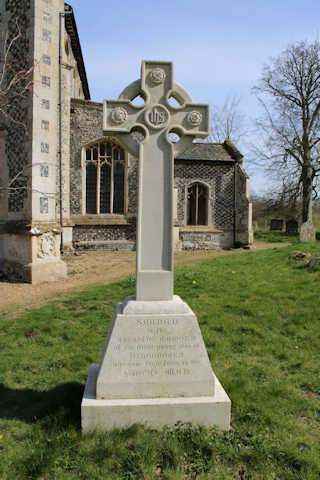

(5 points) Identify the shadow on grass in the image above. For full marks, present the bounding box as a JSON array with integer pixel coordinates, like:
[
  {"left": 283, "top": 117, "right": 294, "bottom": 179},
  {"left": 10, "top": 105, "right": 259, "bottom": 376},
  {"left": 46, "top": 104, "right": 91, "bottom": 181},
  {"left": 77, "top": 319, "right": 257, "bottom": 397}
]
[{"left": 0, "top": 382, "right": 83, "bottom": 428}]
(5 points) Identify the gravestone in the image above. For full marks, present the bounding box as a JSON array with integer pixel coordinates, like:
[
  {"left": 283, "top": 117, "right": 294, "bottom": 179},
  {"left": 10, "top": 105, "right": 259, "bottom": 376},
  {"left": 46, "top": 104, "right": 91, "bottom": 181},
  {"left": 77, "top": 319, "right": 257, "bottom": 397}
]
[
  {"left": 270, "top": 219, "right": 283, "bottom": 231},
  {"left": 81, "top": 61, "right": 231, "bottom": 431},
  {"left": 286, "top": 219, "right": 298, "bottom": 235},
  {"left": 300, "top": 221, "right": 316, "bottom": 242}
]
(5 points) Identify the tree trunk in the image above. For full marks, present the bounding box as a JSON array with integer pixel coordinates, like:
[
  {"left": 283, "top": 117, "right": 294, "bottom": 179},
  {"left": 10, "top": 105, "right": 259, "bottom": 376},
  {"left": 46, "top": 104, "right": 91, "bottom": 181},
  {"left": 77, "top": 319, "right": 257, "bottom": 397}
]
[{"left": 301, "top": 164, "right": 313, "bottom": 223}]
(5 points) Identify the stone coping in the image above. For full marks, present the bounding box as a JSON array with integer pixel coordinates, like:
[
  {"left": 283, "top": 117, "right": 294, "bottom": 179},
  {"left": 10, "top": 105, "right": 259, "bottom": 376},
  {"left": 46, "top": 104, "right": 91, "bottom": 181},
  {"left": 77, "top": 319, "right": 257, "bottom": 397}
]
[
  {"left": 71, "top": 98, "right": 103, "bottom": 107},
  {"left": 74, "top": 240, "right": 134, "bottom": 246},
  {"left": 121, "top": 294, "right": 191, "bottom": 315},
  {"left": 179, "top": 226, "right": 225, "bottom": 233},
  {"left": 68, "top": 215, "right": 135, "bottom": 226}
]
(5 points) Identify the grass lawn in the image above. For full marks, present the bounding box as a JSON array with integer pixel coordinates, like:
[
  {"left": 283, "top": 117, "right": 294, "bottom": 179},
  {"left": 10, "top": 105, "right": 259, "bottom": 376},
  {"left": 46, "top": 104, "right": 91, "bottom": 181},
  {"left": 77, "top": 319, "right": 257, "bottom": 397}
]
[
  {"left": 0, "top": 241, "right": 320, "bottom": 479},
  {"left": 253, "top": 229, "right": 299, "bottom": 244}
]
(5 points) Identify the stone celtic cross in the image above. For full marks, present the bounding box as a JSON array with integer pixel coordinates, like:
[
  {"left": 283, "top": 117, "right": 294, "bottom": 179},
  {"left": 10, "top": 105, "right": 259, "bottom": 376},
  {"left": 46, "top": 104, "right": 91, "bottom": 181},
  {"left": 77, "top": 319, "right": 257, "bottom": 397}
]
[{"left": 103, "top": 61, "right": 209, "bottom": 301}]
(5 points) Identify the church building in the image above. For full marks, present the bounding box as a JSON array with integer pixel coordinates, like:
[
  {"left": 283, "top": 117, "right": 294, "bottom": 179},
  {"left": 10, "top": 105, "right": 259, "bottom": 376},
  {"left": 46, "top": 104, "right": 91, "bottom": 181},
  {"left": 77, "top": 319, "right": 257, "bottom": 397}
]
[{"left": 0, "top": 1, "right": 253, "bottom": 283}]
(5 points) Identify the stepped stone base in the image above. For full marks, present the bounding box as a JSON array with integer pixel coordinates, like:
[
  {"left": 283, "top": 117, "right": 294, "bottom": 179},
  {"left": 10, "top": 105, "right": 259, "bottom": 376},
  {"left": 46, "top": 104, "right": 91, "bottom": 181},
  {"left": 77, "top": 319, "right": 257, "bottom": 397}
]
[
  {"left": 0, "top": 258, "right": 67, "bottom": 283},
  {"left": 24, "top": 260, "right": 67, "bottom": 283},
  {"left": 82, "top": 363, "right": 231, "bottom": 431},
  {"left": 81, "top": 295, "right": 231, "bottom": 432}
]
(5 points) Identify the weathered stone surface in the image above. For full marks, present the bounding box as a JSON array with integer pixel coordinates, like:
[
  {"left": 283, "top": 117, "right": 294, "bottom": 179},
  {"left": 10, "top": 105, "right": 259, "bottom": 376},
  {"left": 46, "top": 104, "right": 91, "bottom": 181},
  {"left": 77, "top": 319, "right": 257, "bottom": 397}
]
[
  {"left": 300, "top": 221, "right": 316, "bottom": 242},
  {"left": 26, "top": 260, "right": 68, "bottom": 284},
  {"left": 180, "top": 229, "right": 233, "bottom": 249}
]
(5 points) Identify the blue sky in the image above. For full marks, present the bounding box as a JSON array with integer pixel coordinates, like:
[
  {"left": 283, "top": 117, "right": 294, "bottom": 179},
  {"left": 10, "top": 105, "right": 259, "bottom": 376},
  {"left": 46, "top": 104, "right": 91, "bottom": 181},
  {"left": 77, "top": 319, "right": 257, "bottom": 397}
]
[{"left": 67, "top": 0, "right": 320, "bottom": 193}]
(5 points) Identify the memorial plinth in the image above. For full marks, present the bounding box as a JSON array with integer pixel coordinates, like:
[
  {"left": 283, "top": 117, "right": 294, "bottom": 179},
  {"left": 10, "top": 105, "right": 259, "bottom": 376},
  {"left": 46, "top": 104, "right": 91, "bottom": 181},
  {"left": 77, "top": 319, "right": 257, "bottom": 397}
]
[
  {"left": 81, "top": 61, "right": 231, "bottom": 431},
  {"left": 82, "top": 296, "right": 230, "bottom": 431}
]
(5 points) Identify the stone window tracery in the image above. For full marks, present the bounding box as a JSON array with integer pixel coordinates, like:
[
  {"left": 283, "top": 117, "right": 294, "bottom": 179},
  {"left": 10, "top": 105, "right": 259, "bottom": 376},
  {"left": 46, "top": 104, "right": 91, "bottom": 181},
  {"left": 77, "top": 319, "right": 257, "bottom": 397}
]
[
  {"left": 85, "top": 141, "right": 126, "bottom": 215},
  {"left": 187, "top": 182, "right": 208, "bottom": 225}
]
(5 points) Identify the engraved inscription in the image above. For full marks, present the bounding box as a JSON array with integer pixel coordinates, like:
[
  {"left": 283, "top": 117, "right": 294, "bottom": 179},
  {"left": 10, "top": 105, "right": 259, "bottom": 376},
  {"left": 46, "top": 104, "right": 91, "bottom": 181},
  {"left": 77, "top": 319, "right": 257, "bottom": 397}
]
[
  {"left": 145, "top": 104, "right": 169, "bottom": 129},
  {"left": 108, "top": 318, "right": 206, "bottom": 379},
  {"left": 149, "top": 107, "right": 167, "bottom": 125}
]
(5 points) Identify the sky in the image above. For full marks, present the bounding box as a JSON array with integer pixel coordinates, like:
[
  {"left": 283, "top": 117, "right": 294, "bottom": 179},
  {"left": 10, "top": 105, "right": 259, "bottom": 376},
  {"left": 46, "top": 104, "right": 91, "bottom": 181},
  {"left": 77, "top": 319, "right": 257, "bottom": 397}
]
[{"left": 67, "top": 0, "right": 320, "bottom": 194}]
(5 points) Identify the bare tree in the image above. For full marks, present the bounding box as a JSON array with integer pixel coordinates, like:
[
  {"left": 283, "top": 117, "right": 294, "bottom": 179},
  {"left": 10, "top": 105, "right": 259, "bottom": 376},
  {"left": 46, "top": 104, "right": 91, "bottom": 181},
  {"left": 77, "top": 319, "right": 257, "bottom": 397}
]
[
  {"left": 0, "top": 19, "right": 33, "bottom": 124},
  {"left": 253, "top": 40, "right": 320, "bottom": 223},
  {"left": 207, "top": 95, "right": 247, "bottom": 145},
  {"left": 0, "top": 18, "right": 33, "bottom": 197}
]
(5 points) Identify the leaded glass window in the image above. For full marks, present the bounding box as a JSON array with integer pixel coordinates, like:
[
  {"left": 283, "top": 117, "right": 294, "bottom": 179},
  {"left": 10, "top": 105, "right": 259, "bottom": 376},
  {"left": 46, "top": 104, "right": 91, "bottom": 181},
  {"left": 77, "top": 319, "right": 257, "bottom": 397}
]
[
  {"left": 85, "top": 141, "right": 126, "bottom": 214},
  {"left": 187, "top": 182, "right": 208, "bottom": 225}
]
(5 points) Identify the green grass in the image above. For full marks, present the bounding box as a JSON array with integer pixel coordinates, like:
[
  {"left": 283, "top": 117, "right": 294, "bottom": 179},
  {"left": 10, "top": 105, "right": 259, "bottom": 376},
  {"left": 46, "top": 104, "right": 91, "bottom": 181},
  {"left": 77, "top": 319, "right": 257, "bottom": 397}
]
[
  {"left": 254, "top": 229, "right": 299, "bottom": 243},
  {"left": 1, "top": 244, "right": 320, "bottom": 479}
]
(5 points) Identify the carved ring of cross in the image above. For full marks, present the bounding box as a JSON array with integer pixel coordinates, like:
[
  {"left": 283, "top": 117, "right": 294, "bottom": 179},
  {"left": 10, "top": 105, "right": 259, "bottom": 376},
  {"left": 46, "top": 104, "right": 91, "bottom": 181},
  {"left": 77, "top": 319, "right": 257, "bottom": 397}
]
[{"left": 103, "top": 70, "right": 209, "bottom": 157}]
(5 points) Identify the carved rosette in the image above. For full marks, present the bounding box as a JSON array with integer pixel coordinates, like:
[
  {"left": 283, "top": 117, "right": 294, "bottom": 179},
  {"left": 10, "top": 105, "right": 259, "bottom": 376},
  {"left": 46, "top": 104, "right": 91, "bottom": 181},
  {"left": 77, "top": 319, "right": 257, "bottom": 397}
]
[
  {"left": 150, "top": 68, "right": 166, "bottom": 86},
  {"left": 37, "top": 233, "right": 57, "bottom": 259},
  {"left": 187, "top": 110, "right": 202, "bottom": 127},
  {"left": 111, "top": 107, "right": 128, "bottom": 125}
]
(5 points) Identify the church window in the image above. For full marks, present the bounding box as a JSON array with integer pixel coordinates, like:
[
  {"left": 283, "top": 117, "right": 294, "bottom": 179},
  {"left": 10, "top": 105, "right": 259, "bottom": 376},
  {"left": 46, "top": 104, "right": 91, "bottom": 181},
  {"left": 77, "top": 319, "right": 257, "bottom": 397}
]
[
  {"left": 187, "top": 182, "right": 208, "bottom": 225},
  {"left": 85, "top": 141, "right": 126, "bottom": 215}
]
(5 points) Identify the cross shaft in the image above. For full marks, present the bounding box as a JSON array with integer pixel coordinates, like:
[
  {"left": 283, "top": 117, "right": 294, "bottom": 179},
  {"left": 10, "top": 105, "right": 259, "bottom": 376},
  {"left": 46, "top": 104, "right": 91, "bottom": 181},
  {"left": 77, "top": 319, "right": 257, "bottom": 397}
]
[{"left": 103, "top": 61, "right": 209, "bottom": 301}]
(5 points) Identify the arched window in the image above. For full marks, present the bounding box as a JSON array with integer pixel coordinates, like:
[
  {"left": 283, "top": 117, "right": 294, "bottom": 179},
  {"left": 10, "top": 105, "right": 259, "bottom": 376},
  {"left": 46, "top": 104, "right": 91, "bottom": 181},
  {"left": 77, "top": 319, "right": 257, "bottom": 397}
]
[
  {"left": 187, "top": 182, "right": 208, "bottom": 225},
  {"left": 85, "top": 141, "right": 126, "bottom": 214}
]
